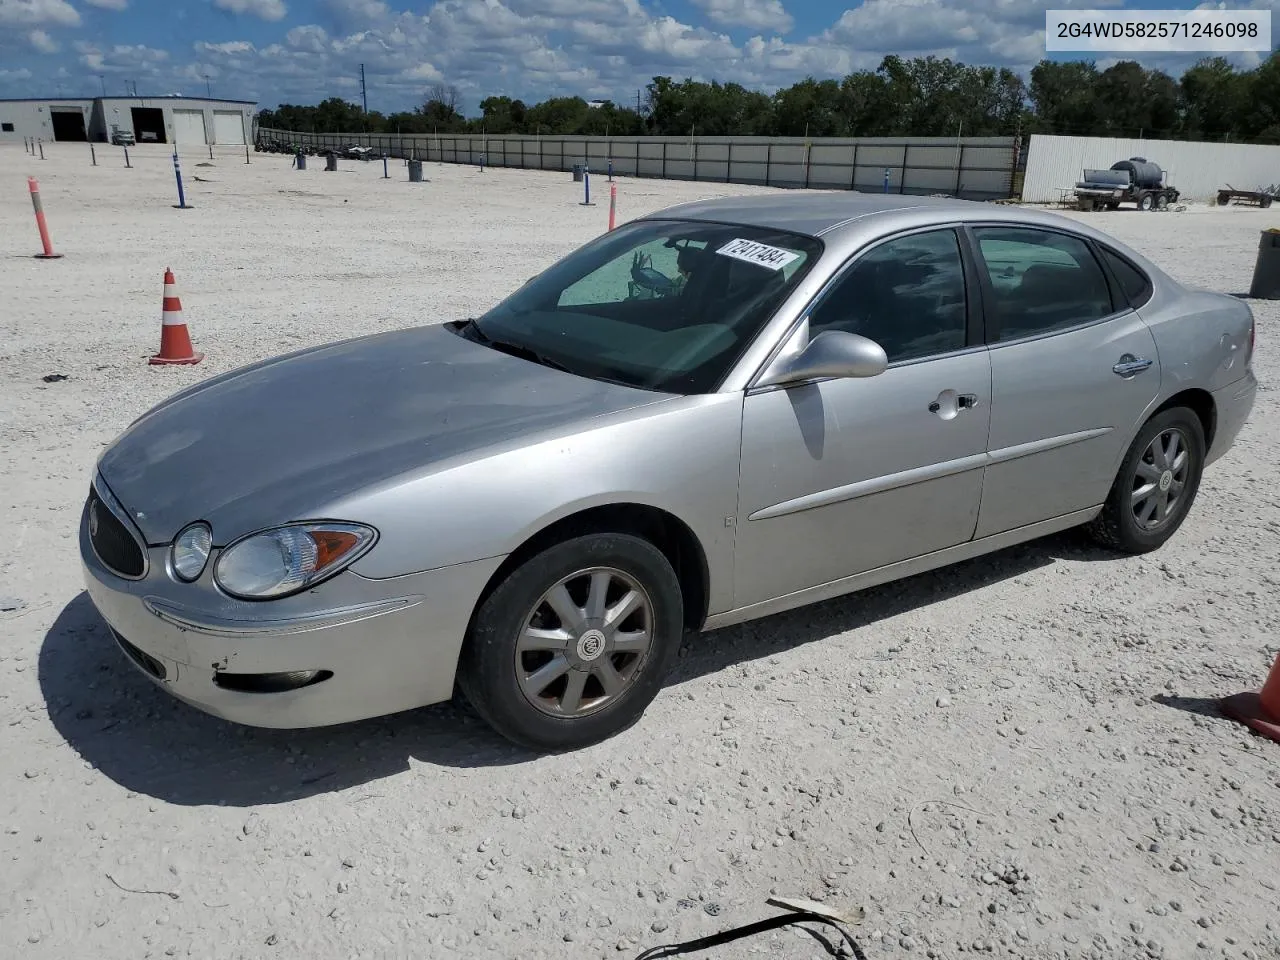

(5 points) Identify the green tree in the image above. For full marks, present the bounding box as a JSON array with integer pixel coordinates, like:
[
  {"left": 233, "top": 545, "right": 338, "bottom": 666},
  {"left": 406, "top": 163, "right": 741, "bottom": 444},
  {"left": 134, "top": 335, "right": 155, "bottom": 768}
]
[
  {"left": 772, "top": 78, "right": 844, "bottom": 136},
  {"left": 1029, "top": 60, "right": 1100, "bottom": 135},
  {"left": 1180, "top": 57, "right": 1247, "bottom": 141}
]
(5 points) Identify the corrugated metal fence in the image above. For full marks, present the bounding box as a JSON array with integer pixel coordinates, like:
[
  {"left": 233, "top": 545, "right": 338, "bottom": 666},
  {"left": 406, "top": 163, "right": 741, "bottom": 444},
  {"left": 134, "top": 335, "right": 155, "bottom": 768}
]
[
  {"left": 258, "top": 127, "right": 1019, "bottom": 200},
  {"left": 1021, "top": 134, "right": 1280, "bottom": 203}
]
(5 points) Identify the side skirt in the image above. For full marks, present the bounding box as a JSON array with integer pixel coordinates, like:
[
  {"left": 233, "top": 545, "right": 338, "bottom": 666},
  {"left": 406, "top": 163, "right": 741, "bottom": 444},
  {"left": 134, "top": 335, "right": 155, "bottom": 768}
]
[{"left": 701, "top": 506, "right": 1102, "bottom": 632}]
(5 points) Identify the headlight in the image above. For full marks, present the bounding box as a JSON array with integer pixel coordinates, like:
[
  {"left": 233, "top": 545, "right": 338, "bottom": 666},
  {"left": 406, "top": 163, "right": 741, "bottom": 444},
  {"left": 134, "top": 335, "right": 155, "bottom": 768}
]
[
  {"left": 213, "top": 522, "right": 377, "bottom": 600},
  {"left": 171, "top": 522, "right": 213, "bottom": 582}
]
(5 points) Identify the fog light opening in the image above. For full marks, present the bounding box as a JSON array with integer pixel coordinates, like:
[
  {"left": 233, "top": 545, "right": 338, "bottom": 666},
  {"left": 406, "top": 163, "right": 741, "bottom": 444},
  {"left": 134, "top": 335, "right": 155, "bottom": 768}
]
[{"left": 212, "top": 669, "right": 333, "bottom": 694}]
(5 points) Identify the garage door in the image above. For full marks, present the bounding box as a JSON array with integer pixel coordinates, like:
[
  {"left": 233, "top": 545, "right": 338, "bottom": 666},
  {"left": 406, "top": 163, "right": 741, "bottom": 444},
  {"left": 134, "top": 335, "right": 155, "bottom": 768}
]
[
  {"left": 212, "top": 111, "right": 245, "bottom": 144},
  {"left": 172, "top": 109, "right": 207, "bottom": 145}
]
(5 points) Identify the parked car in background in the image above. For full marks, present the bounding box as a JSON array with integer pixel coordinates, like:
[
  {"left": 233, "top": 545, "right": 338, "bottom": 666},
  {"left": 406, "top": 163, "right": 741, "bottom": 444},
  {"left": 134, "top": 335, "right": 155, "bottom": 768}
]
[{"left": 80, "top": 193, "right": 1257, "bottom": 752}]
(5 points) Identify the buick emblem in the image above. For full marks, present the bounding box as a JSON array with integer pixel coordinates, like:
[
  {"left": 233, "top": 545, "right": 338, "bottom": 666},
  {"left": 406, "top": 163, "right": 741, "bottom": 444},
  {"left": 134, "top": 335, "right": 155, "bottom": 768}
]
[
  {"left": 89, "top": 501, "right": 100, "bottom": 537},
  {"left": 576, "top": 629, "right": 607, "bottom": 662}
]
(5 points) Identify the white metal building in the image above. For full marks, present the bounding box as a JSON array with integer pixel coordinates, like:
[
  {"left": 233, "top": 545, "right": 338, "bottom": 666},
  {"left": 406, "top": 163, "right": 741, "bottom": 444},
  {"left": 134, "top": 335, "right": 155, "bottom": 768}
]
[
  {"left": 0, "top": 95, "right": 257, "bottom": 146},
  {"left": 1020, "top": 134, "right": 1280, "bottom": 203}
]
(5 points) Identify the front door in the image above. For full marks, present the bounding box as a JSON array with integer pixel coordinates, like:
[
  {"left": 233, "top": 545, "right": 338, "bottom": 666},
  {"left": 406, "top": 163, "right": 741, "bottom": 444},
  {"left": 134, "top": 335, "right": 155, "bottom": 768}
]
[
  {"left": 967, "top": 224, "right": 1161, "bottom": 538},
  {"left": 733, "top": 227, "right": 993, "bottom": 609}
]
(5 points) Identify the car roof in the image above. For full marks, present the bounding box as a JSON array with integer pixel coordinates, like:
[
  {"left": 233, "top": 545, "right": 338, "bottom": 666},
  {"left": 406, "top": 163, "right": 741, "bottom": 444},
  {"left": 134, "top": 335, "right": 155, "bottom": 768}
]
[{"left": 641, "top": 191, "right": 1094, "bottom": 240}]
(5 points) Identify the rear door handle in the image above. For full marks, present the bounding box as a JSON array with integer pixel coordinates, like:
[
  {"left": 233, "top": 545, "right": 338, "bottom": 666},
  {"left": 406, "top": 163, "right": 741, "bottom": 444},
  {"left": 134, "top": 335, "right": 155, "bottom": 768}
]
[{"left": 1113, "top": 354, "right": 1153, "bottom": 377}]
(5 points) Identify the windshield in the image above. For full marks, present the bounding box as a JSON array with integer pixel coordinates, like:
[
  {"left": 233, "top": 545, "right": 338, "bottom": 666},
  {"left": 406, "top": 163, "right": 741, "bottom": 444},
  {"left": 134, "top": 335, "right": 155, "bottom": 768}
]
[{"left": 466, "top": 219, "right": 823, "bottom": 394}]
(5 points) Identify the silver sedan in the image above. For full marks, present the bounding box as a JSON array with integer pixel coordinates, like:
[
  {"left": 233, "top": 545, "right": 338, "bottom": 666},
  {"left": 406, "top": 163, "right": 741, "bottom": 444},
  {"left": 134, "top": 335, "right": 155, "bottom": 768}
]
[{"left": 80, "top": 193, "right": 1258, "bottom": 751}]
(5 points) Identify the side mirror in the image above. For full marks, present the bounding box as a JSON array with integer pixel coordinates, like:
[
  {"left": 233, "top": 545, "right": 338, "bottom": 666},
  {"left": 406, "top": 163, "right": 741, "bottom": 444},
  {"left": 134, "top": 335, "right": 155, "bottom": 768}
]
[{"left": 757, "top": 330, "right": 888, "bottom": 388}]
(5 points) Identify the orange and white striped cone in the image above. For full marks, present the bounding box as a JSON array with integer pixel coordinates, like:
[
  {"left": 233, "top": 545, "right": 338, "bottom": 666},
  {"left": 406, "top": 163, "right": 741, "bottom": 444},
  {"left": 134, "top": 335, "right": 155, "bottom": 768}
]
[
  {"left": 149, "top": 268, "right": 204, "bottom": 366},
  {"left": 1220, "top": 651, "right": 1280, "bottom": 745}
]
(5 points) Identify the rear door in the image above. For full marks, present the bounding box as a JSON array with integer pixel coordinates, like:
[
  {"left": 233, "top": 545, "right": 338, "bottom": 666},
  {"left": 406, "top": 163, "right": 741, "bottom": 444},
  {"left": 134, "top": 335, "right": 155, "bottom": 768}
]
[{"left": 968, "top": 224, "right": 1161, "bottom": 538}]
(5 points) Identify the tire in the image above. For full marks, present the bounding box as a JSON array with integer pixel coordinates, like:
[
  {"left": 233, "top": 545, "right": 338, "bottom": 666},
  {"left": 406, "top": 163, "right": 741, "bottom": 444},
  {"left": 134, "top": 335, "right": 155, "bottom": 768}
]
[
  {"left": 1084, "top": 406, "right": 1206, "bottom": 554},
  {"left": 1156, "top": 194, "right": 1170, "bottom": 211},
  {"left": 457, "top": 533, "right": 684, "bottom": 752},
  {"left": 1138, "top": 193, "right": 1155, "bottom": 211}
]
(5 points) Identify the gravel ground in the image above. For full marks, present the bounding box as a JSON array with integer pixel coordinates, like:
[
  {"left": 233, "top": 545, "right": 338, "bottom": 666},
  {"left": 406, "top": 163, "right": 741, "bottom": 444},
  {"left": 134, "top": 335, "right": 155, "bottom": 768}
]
[{"left": 1, "top": 142, "right": 1277, "bottom": 960}]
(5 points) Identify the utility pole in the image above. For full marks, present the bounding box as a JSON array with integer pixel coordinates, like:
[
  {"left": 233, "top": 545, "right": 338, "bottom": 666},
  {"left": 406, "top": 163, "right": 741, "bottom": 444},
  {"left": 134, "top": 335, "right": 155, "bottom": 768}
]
[
  {"left": 360, "top": 64, "right": 368, "bottom": 114},
  {"left": 204, "top": 75, "right": 212, "bottom": 98}
]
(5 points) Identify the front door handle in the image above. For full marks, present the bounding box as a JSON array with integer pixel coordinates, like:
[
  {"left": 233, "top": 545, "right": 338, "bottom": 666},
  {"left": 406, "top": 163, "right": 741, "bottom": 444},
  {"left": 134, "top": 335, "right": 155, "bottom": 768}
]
[
  {"left": 1113, "top": 354, "right": 1153, "bottom": 378},
  {"left": 929, "top": 391, "right": 979, "bottom": 417}
]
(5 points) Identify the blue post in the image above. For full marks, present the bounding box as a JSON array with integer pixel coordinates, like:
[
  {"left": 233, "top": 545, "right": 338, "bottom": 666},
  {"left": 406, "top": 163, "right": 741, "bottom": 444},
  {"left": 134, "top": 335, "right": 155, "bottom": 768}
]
[
  {"left": 479, "top": 153, "right": 485, "bottom": 173},
  {"left": 883, "top": 168, "right": 890, "bottom": 193},
  {"left": 172, "top": 151, "right": 192, "bottom": 209},
  {"left": 91, "top": 144, "right": 97, "bottom": 166},
  {"left": 38, "top": 140, "right": 45, "bottom": 160},
  {"left": 124, "top": 146, "right": 131, "bottom": 168},
  {"left": 581, "top": 167, "right": 595, "bottom": 206},
  {"left": 383, "top": 156, "right": 389, "bottom": 179},
  {"left": 608, "top": 157, "right": 613, "bottom": 182}
]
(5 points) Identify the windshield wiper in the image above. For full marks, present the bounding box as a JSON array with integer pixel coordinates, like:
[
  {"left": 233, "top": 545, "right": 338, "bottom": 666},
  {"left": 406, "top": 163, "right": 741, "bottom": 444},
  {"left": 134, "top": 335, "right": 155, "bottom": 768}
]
[{"left": 461, "top": 319, "right": 572, "bottom": 374}]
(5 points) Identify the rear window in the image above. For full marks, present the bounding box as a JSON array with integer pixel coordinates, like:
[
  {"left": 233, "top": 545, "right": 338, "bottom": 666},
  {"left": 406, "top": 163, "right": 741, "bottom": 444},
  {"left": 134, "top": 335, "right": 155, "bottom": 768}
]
[{"left": 1099, "top": 247, "right": 1153, "bottom": 308}]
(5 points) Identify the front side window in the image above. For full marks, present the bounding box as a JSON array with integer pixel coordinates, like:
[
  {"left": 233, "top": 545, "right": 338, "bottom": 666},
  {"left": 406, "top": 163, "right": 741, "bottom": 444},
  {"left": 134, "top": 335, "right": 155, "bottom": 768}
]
[
  {"left": 807, "top": 228, "right": 969, "bottom": 364},
  {"left": 470, "top": 219, "right": 822, "bottom": 394},
  {"left": 972, "top": 227, "right": 1115, "bottom": 342}
]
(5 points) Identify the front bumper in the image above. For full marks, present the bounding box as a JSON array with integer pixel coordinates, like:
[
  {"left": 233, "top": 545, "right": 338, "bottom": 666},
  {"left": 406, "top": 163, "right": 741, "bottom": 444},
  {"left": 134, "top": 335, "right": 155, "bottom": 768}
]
[{"left": 79, "top": 490, "right": 504, "bottom": 729}]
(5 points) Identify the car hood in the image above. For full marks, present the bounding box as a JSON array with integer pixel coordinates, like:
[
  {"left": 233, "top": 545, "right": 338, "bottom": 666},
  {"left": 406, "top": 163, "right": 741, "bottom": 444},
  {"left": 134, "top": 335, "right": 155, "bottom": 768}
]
[{"left": 96, "top": 323, "right": 668, "bottom": 545}]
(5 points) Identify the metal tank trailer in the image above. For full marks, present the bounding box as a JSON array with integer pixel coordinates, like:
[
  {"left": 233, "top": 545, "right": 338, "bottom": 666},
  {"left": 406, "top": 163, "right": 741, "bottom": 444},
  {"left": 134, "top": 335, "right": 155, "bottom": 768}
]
[{"left": 1073, "top": 157, "right": 1181, "bottom": 212}]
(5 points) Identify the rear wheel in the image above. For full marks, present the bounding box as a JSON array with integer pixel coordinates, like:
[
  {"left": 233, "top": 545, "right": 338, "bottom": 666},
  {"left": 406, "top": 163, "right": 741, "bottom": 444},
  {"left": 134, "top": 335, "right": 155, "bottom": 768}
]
[
  {"left": 457, "top": 533, "right": 684, "bottom": 752},
  {"left": 1156, "top": 194, "right": 1170, "bottom": 211},
  {"left": 1085, "top": 407, "right": 1206, "bottom": 554},
  {"left": 1138, "top": 193, "right": 1155, "bottom": 211}
]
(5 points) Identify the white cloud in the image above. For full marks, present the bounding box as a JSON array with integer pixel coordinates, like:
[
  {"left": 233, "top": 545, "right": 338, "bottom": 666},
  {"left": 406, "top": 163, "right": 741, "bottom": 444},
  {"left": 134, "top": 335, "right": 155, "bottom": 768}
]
[
  {"left": 213, "top": 0, "right": 288, "bottom": 22},
  {"left": 195, "top": 39, "right": 256, "bottom": 55},
  {"left": 76, "top": 41, "right": 170, "bottom": 73},
  {"left": 83, "top": 0, "right": 130, "bottom": 10},
  {"left": 29, "top": 28, "right": 57, "bottom": 52},
  {"left": 403, "top": 62, "right": 443, "bottom": 81},
  {"left": 691, "top": 0, "right": 793, "bottom": 34},
  {"left": 4, "top": 0, "right": 1260, "bottom": 116},
  {"left": 0, "top": 0, "right": 79, "bottom": 27}
]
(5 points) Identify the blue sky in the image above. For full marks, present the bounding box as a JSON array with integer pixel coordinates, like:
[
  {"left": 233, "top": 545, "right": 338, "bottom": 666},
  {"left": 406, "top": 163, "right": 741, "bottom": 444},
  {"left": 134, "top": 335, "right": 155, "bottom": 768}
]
[{"left": 0, "top": 0, "right": 1275, "bottom": 112}]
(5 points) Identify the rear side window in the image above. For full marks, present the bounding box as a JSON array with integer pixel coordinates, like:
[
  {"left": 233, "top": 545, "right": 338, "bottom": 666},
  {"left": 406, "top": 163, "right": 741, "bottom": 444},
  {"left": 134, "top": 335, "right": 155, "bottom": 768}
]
[
  {"left": 971, "top": 227, "right": 1115, "bottom": 342},
  {"left": 1099, "top": 247, "right": 1153, "bottom": 308}
]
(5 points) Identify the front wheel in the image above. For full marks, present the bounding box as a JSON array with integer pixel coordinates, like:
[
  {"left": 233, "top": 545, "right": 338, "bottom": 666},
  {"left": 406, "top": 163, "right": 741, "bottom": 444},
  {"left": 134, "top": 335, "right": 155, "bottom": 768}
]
[
  {"left": 1084, "top": 407, "right": 1206, "bottom": 554},
  {"left": 457, "top": 533, "right": 684, "bottom": 752}
]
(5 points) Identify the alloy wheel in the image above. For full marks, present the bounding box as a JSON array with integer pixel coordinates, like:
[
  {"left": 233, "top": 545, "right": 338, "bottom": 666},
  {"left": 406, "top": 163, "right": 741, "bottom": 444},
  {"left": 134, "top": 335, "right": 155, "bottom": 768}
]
[
  {"left": 515, "top": 566, "right": 655, "bottom": 719},
  {"left": 1131, "top": 427, "right": 1191, "bottom": 531}
]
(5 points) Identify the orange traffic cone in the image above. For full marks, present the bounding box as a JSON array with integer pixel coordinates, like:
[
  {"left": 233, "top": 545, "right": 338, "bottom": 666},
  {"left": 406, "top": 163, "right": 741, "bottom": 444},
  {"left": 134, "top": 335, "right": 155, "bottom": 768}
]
[
  {"left": 149, "top": 268, "right": 203, "bottom": 365},
  {"left": 1220, "top": 651, "right": 1280, "bottom": 744}
]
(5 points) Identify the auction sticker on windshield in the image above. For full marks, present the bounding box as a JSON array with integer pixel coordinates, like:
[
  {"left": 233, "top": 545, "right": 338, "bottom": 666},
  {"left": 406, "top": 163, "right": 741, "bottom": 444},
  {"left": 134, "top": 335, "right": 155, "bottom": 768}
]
[{"left": 717, "top": 238, "right": 801, "bottom": 271}]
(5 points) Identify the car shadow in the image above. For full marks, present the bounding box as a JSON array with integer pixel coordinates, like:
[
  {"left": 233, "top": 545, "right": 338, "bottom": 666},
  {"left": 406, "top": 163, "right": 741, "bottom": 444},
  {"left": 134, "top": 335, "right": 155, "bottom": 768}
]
[
  {"left": 40, "top": 529, "right": 1120, "bottom": 807},
  {"left": 1150, "top": 693, "right": 1230, "bottom": 720}
]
